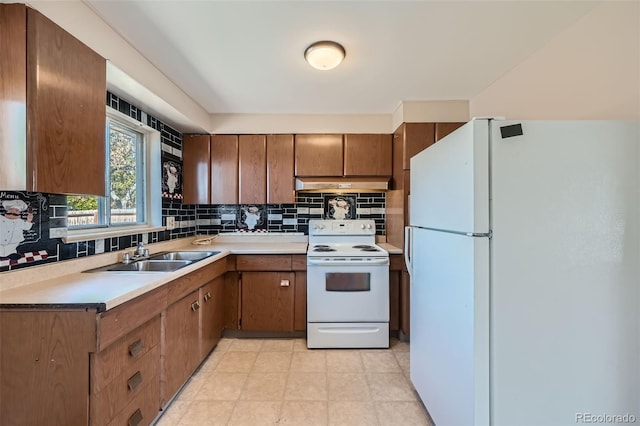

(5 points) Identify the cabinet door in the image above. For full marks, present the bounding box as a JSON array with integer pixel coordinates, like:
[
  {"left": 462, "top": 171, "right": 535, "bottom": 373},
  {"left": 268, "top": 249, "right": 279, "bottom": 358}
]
[
  {"left": 402, "top": 123, "right": 435, "bottom": 170},
  {"left": 182, "top": 134, "right": 211, "bottom": 204},
  {"left": 400, "top": 271, "right": 410, "bottom": 336},
  {"left": 210, "top": 135, "right": 238, "bottom": 204},
  {"left": 200, "top": 276, "right": 225, "bottom": 359},
  {"left": 294, "top": 134, "right": 343, "bottom": 176},
  {"left": 238, "top": 135, "right": 266, "bottom": 204},
  {"left": 27, "top": 7, "right": 106, "bottom": 195},
  {"left": 241, "top": 272, "right": 295, "bottom": 332},
  {"left": 343, "top": 134, "right": 392, "bottom": 176},
  {"left": 435, "top": 122, "right": 465, "bottom": 142},
  {"left": 163, "top": 291, "right": 200, "bottom": 405},
  {"left": 0, "top": 4, "right": 27, "bottom": 190},
  {"left": 267, "top": 134, "right": 294, "bottom": 203}
]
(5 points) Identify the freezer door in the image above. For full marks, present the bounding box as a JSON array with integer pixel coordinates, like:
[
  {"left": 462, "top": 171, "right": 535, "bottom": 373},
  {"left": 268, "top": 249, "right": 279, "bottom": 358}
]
[
  {"left": 490, "top": 120, "right": 640, "bottom": 425},
  {"left": 409, "top": 119, "right": 489, "bottom": 233},
  {"left": 410, "top": 227, "right": 489, "bottom": 426}
]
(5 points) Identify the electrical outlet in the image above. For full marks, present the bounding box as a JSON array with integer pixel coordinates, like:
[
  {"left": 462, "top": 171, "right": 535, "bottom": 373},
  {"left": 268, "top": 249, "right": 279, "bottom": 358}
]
[{"left": 166, "top": 216, "right": 176, "bottom": 230}]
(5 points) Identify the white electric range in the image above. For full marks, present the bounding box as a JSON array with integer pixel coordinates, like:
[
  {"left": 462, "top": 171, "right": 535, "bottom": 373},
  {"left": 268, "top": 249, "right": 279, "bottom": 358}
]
[{"left": 306, "top": 219, "right": 390, "bottom": 348}]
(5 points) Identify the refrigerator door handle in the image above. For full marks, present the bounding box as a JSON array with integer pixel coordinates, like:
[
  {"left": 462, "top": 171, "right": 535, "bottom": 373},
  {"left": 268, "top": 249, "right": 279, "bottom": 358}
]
[{"left": 404, "top": 226, "right": 413, "bottom": 277}]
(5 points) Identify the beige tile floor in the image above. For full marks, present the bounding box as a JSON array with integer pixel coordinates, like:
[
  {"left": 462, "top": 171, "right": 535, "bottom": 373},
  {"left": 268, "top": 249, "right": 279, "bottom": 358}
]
[{"left": 154, "top": 337, "right": 433, "bottom": 426}]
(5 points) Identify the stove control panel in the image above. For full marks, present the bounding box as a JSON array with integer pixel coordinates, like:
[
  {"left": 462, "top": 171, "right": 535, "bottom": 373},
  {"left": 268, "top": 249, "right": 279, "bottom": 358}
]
[{"left": 309, "top": 219, "right": 376, "bottom": 236}]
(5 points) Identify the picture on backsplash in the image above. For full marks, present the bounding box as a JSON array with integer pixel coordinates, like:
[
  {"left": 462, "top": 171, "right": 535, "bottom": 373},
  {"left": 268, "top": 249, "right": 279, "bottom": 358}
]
[
  {"left": 0, "top": 191, "right": 48, "bottom": 266},
  {"left": 324, "top": 195, "right": 356, "bottom": 220},
  {"left": 162, "top": 157, "right": 183, "bottom": 200},
  {"left": 238, "top": 205, "right": 266, "bottom": 231}
]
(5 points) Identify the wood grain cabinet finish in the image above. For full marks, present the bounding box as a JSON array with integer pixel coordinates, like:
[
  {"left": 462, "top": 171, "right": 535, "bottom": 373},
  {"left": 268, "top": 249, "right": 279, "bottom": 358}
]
[
  {"left": 295, "top": 134, "right": 343, "bottom": 176},
  {"left": 211, "top": 134, "right": 239, "bottom": 204},
  {"left": 182, "top": 134, "right": 211, "bottom": 204},
  {"left": 1, "top": 4, "right": 106, "bottom": 194},
  {"left": 241, "top": 271, "right": 295, "bottom": 332},
  {"left": 163, "top": 290, "right": 201, "bottom": 406},
  {"left": 400, "top": 123, "right": 436, "bottom": 170},
  {"left": 267, "top": 134, "right": 295, "bottom": 203},
  {"left": 435, "top": 122, "right": 465, "bottom": 142},
  {"left": 343, "top": 134, "right": 392, "bottom": 176},
  {"left": 0, "top": 309, "right": 96, "bottom": 426},
  {"left": 200, "top": 276, "right": 225, "bottom": 359},
  {"left": 239, "top": 135, "right": 267, "bottom": 204}
]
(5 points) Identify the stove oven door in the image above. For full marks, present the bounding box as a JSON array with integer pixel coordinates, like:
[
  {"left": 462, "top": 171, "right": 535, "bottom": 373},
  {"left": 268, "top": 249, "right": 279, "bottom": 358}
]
[{"left": 306, "top": 259, "right": 390, "bottom": 348}]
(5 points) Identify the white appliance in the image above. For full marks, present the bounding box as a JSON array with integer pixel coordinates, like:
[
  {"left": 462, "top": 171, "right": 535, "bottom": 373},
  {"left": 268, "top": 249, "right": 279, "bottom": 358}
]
[
  {"left": 404, "top": 119, "right": 639, "bottom": 426},
  {"left": 307, "top": 219, "right": 390, "bottom": 348}
]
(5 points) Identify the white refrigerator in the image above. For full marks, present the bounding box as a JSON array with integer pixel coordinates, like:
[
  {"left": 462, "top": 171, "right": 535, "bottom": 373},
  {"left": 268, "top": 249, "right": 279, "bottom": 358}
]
[{"left": 404, "top": 118, "right": 639, "bottom": 426}]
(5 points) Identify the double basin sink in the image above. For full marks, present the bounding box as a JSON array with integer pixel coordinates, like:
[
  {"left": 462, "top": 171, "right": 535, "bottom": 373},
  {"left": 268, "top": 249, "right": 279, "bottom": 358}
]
[{"left": 85, "top": 251, "right": 220, "bottom": 273}]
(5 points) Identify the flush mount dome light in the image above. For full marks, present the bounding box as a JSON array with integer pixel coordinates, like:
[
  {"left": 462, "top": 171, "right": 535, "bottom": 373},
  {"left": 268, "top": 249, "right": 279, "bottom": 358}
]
[{"left": 304, "top": 41, "right": 346, "bottom": 70}]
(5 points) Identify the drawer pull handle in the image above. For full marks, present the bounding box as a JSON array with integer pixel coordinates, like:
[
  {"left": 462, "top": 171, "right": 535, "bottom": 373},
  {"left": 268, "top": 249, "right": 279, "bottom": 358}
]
[
  {"left": 128, "top": 408, "right": 143, "bottom": 426},
  {"left": 191, "top": 301, "right": 200, "bottom": 312},
  {"left": 280, "top": 279, "right": 290, "bottom": 287},
  {"left": 127, "top": 371, "right": 143, "bottom": 391},
  {"left": 128, "top": 339, "right": 144, "bottom": 358},
  {"left": 204, "top": 292, "right": 212, "bottom": 302}
]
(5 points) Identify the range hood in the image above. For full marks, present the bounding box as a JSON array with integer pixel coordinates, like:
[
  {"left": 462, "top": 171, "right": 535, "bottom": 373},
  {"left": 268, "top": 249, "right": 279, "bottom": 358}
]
[{"left": 295, "top": 177, "right": 390, "bottom": 192}]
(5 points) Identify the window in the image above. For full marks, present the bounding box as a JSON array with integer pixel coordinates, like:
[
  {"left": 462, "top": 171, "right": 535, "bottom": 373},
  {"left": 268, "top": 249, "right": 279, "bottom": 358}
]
[{"left": 66, "top": 108, "right": 161, "bottom": 240}]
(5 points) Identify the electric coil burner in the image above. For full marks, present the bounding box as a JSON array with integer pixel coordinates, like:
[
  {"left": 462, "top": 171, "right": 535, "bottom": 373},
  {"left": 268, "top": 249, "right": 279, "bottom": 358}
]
[{"left": 306, "top": 219, "right": 390, "bottom": 348}]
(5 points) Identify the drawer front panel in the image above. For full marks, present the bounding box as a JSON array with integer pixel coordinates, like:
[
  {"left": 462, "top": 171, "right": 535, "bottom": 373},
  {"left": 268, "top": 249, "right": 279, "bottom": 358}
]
[
  {"left": 105, "top": 378, "right": 160, "bottom": 426},
  {"left": 236, "top": 255, "right": 292, "bottom": 271},
  {"left": 93, "top": 316, "right": 160, "bottom": 393},
  {"left": 91, "top": 345, "right": 159, "bottom": 425}
]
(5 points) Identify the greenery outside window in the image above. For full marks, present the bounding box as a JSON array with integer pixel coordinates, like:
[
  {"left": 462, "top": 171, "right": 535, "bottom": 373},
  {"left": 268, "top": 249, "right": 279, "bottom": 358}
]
[{"left": 65, "top": 108, "right": 162, "bottom": 241}]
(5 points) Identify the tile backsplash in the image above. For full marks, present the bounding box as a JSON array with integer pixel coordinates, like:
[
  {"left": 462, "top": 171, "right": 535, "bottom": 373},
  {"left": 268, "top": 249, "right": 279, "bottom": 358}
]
[{"left": 1, "top": 93, "right": 386, "bottom": 274}]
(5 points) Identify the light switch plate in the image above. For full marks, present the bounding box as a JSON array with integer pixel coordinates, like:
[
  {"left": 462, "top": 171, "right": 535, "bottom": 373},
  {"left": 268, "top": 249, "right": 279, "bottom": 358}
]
[{"left": 166, "top": 216, "right": 176, "bottom": 230}]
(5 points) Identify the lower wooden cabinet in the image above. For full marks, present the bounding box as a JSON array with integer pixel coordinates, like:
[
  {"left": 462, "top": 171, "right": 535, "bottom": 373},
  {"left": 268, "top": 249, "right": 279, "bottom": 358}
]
[
  {"left": 91, "top": 316, "right": 161, "bottom": 426},
  {"left": 163, "top": 289, "right": 201, "bottom": 406},
  {"left": 241, "top": 271, "right": 295, "bottom": 331},
  {"left": 200, "top": 276, "right": 225, "bottom": 359}
]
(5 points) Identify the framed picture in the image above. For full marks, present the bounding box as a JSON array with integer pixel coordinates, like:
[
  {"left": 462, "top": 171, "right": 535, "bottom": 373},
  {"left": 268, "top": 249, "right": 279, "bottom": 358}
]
[
  {"left": 162, "top": 156, "right": 182, "bottom": 200},
  {"left": 324, "top": 195, "right": 356, "bottom": 220},
  {"left": 238, "top": 205, "right": 267, "bottom": 231}
]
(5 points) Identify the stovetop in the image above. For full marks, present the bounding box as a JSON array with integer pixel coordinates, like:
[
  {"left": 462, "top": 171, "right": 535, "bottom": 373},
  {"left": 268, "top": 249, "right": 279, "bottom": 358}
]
[{"left": 307, "top": 220, "right": 387, "bottom": 258}]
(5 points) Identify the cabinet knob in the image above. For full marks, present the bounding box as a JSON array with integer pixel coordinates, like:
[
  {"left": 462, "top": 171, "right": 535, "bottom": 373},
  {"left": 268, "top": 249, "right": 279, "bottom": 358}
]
[
  {"left": 204, "top": 292, "right": 212, "bottom": 302},
  {"left": 127, "top": 371, "right": 143, "bottom": 391},
  {"left": 191, "top": 301, "right": 200, "bottom": 311},
  {"left": 128, "top": 408, "right": 143, "bottom": 426},
  {"left": 280, "top": 279, "right": 290, "bottom": 287}
]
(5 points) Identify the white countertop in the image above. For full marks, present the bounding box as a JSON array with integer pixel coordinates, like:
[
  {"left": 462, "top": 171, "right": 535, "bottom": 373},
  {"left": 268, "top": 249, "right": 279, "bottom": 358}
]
[
  {"left": 0, "top": 235, "right": 308, "bottom": 311},
  {"left": 0, "top": 234, "right": 400, "bottom": 311}
]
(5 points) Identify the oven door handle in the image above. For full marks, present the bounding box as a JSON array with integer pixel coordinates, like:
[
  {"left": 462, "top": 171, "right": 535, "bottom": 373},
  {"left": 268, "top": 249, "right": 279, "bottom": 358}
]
[{"left": 307, "top": 258, "right": 390, "bottom": 266}]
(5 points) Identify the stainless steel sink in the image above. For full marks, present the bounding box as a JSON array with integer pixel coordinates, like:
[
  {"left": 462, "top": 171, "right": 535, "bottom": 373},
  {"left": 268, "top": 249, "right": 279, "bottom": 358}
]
[
  {"left": 83, "top": 250, "right": 219, "bottom": 273},
  {"left": 148, "top": 251, "right": 219, "bottom": 261}
]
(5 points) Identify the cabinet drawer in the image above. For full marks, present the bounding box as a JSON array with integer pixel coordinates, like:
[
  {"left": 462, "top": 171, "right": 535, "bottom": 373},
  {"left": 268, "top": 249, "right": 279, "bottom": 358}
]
[
  {"left": 167, "top": 259, "right": 227, "bottom": 305},
  {"left": 92, "top": 316, "right": 160, "bottom": 393},
  {"left": 291, "top": 255, "right": 307, "bottom": 271},
  {"left": 97, "top": 286, "right": 167, "bottom": 352},
  {"left": 389, "top": 255, "right": 405, "bottom": 271},
  {"left": 105, "top": 378, "right": 160, "bottom": 426},
  {"left": 237, "top": 255, "right": 292, "bottom": 271},
  {"left": 91, "top": 345, "right": 159, "bottom": 425}
]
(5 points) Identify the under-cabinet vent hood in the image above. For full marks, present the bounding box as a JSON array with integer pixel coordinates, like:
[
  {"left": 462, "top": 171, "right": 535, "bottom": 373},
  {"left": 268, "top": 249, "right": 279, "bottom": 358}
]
[{"left": 295, "top": 177, "right": 389, "bottom": 192}]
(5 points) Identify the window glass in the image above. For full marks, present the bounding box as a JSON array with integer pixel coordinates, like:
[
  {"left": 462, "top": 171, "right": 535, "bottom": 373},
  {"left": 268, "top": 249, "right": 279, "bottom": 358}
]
[{"left": 67, "top": 116, "right": 146, "bottom": 228}]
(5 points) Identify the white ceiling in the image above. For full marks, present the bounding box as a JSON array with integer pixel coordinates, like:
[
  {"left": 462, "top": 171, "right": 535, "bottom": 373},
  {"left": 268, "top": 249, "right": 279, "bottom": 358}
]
[{"left": 86, "top": 0, "right": 600, "bottom": 117}]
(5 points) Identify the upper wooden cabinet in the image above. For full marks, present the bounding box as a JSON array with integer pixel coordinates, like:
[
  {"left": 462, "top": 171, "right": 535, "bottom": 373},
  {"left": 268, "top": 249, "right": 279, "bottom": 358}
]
[
  {"left": 397, "top": 123, "right": 435, "bottom": 170},
  {"left": 239, "top": 135, "right": 266, "bottom": 204},
  {"left": 0, "top": 4, "right": 106, "bottom": 195},
  {"left": 343, "top": 134, "right": 392, "bottom": 176},
  {"left": 295, "top": 133, "right": 392, "bottom": 177},
  {"left": 295, "top": 134, "right": 343, "bottom": 176},
  {"left": 182, "top": 134, "right": 211, "bottom": 205},
  {"left": 435, "top": 122, "right": 465, "bottom": 142},
  {"left": 267, "top": 134, "right": 295, "bottom": 203},
  {"left": 211, "top": 135, "right": 239, "bottom": 204}
]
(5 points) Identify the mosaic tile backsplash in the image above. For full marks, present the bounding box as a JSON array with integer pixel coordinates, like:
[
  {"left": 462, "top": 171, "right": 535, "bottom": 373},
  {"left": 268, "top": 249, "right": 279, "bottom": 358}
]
[{"left": 1, "top": 93, "right": 386, "bottom": 274}]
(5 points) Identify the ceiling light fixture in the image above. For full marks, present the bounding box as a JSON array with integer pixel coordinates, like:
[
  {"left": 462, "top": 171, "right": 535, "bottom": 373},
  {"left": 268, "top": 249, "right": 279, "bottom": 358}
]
[{"left": 304, "top": 41, "right": 346, "bottom": 71}]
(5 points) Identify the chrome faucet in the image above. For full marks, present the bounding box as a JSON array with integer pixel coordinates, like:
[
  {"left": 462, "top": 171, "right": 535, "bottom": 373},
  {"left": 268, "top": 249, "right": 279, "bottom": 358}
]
[{"left": 135, "top": 242, "right": 145, "bottom": 256}]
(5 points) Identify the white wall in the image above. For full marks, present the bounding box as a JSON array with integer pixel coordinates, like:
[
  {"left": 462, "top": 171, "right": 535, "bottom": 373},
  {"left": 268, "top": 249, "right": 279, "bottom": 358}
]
[{"left": 470, "top": 1, "right": 640, "bottom": 120}]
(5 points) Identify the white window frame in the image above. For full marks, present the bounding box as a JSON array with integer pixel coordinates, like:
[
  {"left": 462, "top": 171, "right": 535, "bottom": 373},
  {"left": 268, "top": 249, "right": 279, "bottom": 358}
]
[{"left": 64, "top": 107, "right": 163, "bottom": 242}]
